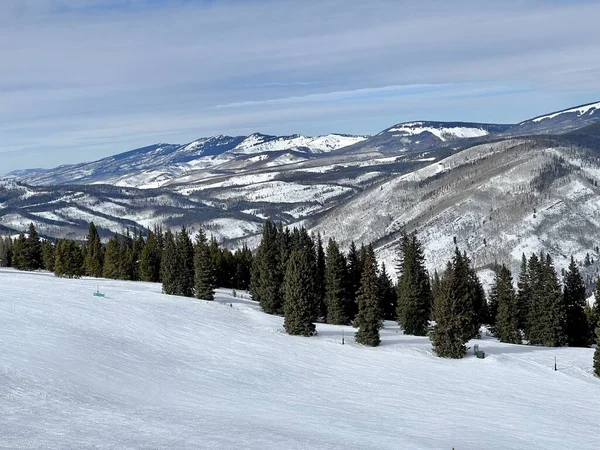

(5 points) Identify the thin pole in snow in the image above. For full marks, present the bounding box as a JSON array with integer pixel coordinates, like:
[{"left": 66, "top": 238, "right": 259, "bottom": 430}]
[
  {"left": 554, "top": 357, "right": 557, "bottom": 371},
  {"left": 342, "top": 330, "right": 345, "bottom": 345}
]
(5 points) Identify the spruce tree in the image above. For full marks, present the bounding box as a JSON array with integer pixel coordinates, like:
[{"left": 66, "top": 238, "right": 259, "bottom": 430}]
[
  {"left": 54, "top": 240, "right": 84, "bottom": 278},
  {"left": 11, "top": 233, "right": 26, "bottom": 270},
  {"left": 494, "top": 265, "right": 521, "bottom": 344},
  {"left": 194, "top": 229, "right": 215, "bottom": 300},
  {"left": 84, "top": 222, "right": 103, "bottom": 277},
  {"left": 516, "top": 253, "right": 530, "bottom": 331},
  {"left": 283, "top": 248, "right": 317, "bottom": 336},
  {"left": 378, "top": 263, "right": 397, "bottom": 320},
  {"left": 41, "top": 240, "right": 55, "bottom": 272},
  {"left": 23, "top": 223, "right": 42, "bottom": 270},
  {"left": 315, "top": 233, "right": 327, "bottom": 320},
  {"left": 161, "top": 230, "right": 177, "bottom": 295},
  {"left": 354, "top": 247, "right": 381, "bottom": 346},
  {"left": 102, "top": 233, "right": 121, "bottom": 279},
  {"left": 563, "top": 256, "right": 589, "bottom": 347},
  {"left": 233, "top": 245, "right": 253, "bottom": 290},
  {"left": 324, "top": 238, "right": 349, "bottom": 325},
  {"left": 174, "top": 227, "right": 195, "bottom": 297},
  {"left": 0, "top": 237, "right": 13, "bottom": 267},
  {"left": 431, "top": 250, "right": 477, "bottom": 358},
  {"left": 346, "top": 241, "right": 362, "bottom": 321},
  {"left": 487, "top": 273, "right": 499, "bottom": 333},
  {"left": 140, "top": 228, "right": 161, "bottom": 282},
  {"left": 527, "top": 254, "right": 567, "bottom": 347},
  {"left": 396, "top": 232, "right": 432, "bottom": 336},
  {"left": 251, "top": 221, "right": 284, "bottom": 315}
]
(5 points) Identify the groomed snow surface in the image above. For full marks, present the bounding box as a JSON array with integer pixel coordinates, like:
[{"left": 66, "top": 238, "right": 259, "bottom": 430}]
[{"left": 1, "top": 269, "right": 599, "bottom": 449}]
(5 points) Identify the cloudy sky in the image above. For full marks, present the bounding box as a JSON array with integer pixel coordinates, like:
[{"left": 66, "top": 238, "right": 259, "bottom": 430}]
[{"left": 2, "top": 0, "right": 600, "bottom": 173}]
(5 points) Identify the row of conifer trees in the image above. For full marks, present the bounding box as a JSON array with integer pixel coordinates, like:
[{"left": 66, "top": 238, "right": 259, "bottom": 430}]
[
  {"left": 2, "top": 220, "right": 599, "bottom": 374},
  {"left": 1, "top": 222, "right": 253, "bottom": 300}
]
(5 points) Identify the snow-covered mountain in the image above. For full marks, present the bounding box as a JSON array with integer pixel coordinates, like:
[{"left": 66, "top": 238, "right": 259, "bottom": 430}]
[{"left": 4, "top": 101, "right": 600, "bottom": 281}]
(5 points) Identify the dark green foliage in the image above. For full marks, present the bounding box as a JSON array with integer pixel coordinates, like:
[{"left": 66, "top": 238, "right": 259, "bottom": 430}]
[
  {"left": 354, "top": 247, "right": 381, "bottom": 347},
  {"left": 527, "top": 253, "right": 567, "bottom": 347},
  {"left": 378, "top": 263, "right": 397, "bottom": 321},
  {"left": 594, "top": 328, "right": 600, "bottom": 377},
  {"left": 160, "top": 230, "right": 177, "bottom": 295},
  {"left": 102, "top": 233, "right": 121, "bottom": 279},
  {"left": 84, "top": 222, "right": 103, "bottom": 277},
  {"left": 431, "top": 250, "right": 480, "bottom": 358},
  {"left": 0, "top": 237, "right": 13, "bottom": 267},
  {"left": 396, "top": 232, "right": 432, "bottom": 336},
  {"left": 140, "top": 227, "right": 162, "bottom": 282},
  {"left": 324, "top": 238, "right": 350, "bottom": 325},
  {"left": 345, "top": 241, "right": 362, "bottom": 321},
  {"left": 11, "top": 234, "right": 26, "bottom": 270},
  {"left": 487, "top": 277, "right": 499, "bottom": 332},
  {"left": 41, "top": 240, "right": 55, "bottom": 272},
  {"left": 233, "top": 246, "right": 253, "bottom": 290},
  {"left": 315, "top": 233, "right": 327, "bottom": 321},
  {"left": 562, "top": 256, "right": 589, "bottom": 347},
  {"left": 174, "top": 227, "right": 195, "bottom": 297},
  {"left": 494, "top": 265, "right": 521, "bottom": 344},
  {"left": 54, "top": 240, "right": 84, "bottom": 278},
  {"left": 283, "top": 248, "right": 317, "bottom": 336},
  {"left": 251, "top": 221, "right": 285, "bottom": 315},
  {"left": 23, "top": 223, "right": 42, "bottom": 271},
  {"left": 194, "top": 230, "right": 215, "bottom": 300},
  {"left": 516, "top": 253, "right": 530, "bottom": 330}
]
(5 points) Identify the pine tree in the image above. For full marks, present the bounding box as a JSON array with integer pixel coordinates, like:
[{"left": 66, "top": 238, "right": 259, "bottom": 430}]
[
  {"left": 84, "top": 222, "right": 103, "bottom": 277},
  {"left": 494, "top": 265, "right": 521, "bottom": 344},
  {"left": 161, "top": 230, "right": 177, "bottom": 295},
  {"left": 283, "top": 248, "right": 317, "bottom": 336},
  {"left": 396, "top": 232, "right": 432, "bottom": 336},
  {"left": 594, "top": 327, "right": 600, "bottom": 377},
  {"left": 324, "top": 238, "right": 349, "bottom": 325},
  {"left": 516, "top": 253, "right": 530, "bottom": 331},
  {"left": 346, "top": 241, "right": 362, "bottom": 321},
  {"left": 174, "top": 227, "right": 194, "bottom": 297},
  {"left": 41, "top": 240, "right": 55, "bottom": 272},
  {"left": 431, "top": 250, "right": 478, "bottom": 358},
  {"left": 527, "top": 254, "right": 567, "bottom": 347},
  {"left": 251, "top": 221, "right": 285, "bottom": 315},
  {"left": 0, "top": 237, "right": 13, "bottom": 267},
  {"left": 563, "top": 256, "right": 589, "bottom": 347},
  {"left": 54, "top": 240, "right": 84, "bottom": 278},
  {"left": 102, "top": 233, "right": 121, "bottom": 279},
  {"left": 194, "top": 229, "right": 215, "bottom": 300},
  {"left": 11, "top": 233, "right": 26, "bottom": 270},
  {"left": 315, "top": 233, "right": 327, "bottom": 321},
  {"left": 354, "top": 247, "right": 381, "bottom": 346},
  {"left": 233, "top": 245, "right": 253, "bottom": 290},
  {"left": 378, "top": 263, "right": 397, "bottom": 320},
  {"left": 487, "top": 272, "right": 499, "bottom": 333},
  {"left": 140, "top": 228, "right": 161, "bottom": 282}
]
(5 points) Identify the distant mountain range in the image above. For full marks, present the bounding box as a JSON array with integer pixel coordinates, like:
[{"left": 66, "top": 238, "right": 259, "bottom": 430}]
[{"left": 3, "top": 100, "right": 600, "bottom": 283}]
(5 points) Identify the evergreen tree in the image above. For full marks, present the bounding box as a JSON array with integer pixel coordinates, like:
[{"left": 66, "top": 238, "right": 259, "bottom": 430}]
[
  {"left": 346, "top": 241, "right": 362, "bottom": 321},
  {"left": 324, "top": 238, "right": 349, "bottom": 325},
  {"left": 487, "top": 272, "right": 499, "bottom": 332},
  {"left": 562, "top": 256, "right": 589, "bottom": 347},
  {"left": 494, "top": 265, "right": 521, "bottom": 344},
  {"left": 378, "top": 263, "right": 397, "bottom": 321},
  {"left": 161, "top": 230, "right": 177, "bottom": 295},
  {"left": 431, "top": 250, "right": 478, "bottom": 358},
  {"left": 233, "top": 245, "right": 253, "bottom": 290},
  {"left": 41, "top": 240, "right": 55, "bottom": 272},
  {"left": 11, "top": 234, "right": 26, "bottom": 270},
  {"left": 84, "top": 222, "right": 103, "bottom": 277},
  {"left": 251, "top": 221, "right": 285, "bottom": 315},
  {"left": 0, "top": 237, "right": 13, "bottom": 267},
  {"left": 315, "top": 233, "right": 327, "bottom": 321},
  {"left": 527, "top": 254, "right": 567, "bottom": 347},
  {"left": 140, "top": 228, "right": 161, "bottom": 282},
  {"left": 516, "top": 253, "right": 530, "bottom": 331},
  {"left": 23, "top": 223, "right": 42, "bottom": 270},
  {"left": 54, "top": 240, "right": 84, "bottom": 278},
  {"left": 194, "top": 229, "right": 215, "bottom": 300},
  {"left": 283, "top": 248, "right": 317, "bottom": 336},
  {"left": 174, "top": 227, "right": 194, "bottom": 297},
  {"left": 102, "top": 233, "right": 121, "bottom": 279},
  {"left": 396, "top": 232, "right": 432, "bottom": 336},
  {"left": 354, "top": 247, "right": 381, "bottom": 346}
]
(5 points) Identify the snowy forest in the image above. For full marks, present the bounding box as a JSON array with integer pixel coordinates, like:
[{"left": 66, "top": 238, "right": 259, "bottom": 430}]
[{"left": 1, "top": 220, "right": 599, "bottom": 374}]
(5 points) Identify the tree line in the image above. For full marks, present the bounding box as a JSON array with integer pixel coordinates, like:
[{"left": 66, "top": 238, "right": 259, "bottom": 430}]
[{"left": 2, "top": 220, "right": 599, "bottom": 376}]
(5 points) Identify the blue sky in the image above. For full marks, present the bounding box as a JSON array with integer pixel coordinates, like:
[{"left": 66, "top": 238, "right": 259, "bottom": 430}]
[{"left": 1, "top": 0, "right": 600, "bottom": 173}]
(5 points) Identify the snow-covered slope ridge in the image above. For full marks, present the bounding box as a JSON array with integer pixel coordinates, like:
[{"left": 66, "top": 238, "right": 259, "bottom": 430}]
[{"left": 1, "top": 268, "right": 598, "bottom": 449}]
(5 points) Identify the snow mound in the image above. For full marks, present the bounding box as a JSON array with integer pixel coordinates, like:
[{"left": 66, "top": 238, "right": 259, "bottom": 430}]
[{"left": 387, "top": 122, "right": 489, "bottom": 141}]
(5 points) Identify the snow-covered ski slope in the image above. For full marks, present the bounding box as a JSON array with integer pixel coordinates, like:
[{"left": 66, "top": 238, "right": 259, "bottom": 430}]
[{"left": 1, "top": 269, "right": 599, "bottom": 449}]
